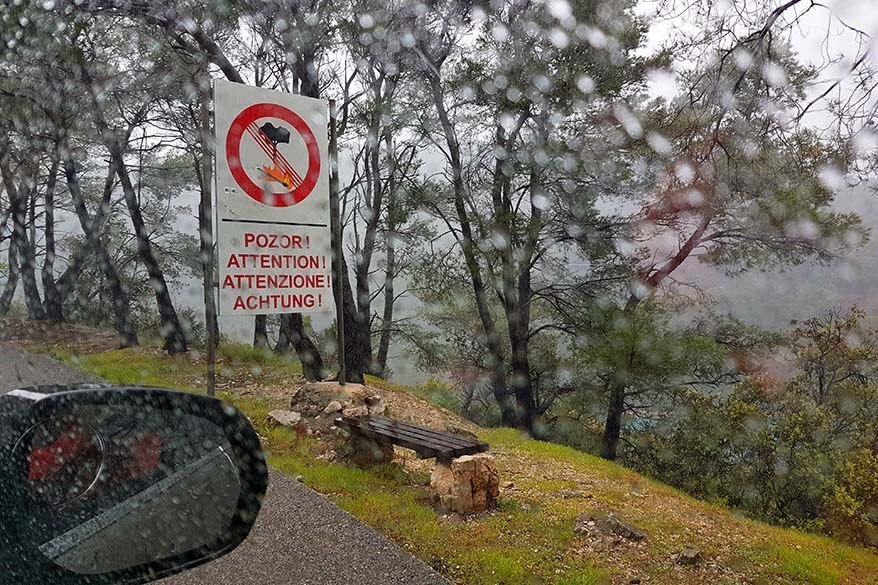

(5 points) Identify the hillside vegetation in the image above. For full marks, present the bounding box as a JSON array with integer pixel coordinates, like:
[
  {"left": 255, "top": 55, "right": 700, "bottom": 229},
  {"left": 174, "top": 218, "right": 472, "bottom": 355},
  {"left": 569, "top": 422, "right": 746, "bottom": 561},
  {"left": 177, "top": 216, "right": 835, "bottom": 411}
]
[{"left": 18, "top": 336, "right": 877, "bottom": 585}]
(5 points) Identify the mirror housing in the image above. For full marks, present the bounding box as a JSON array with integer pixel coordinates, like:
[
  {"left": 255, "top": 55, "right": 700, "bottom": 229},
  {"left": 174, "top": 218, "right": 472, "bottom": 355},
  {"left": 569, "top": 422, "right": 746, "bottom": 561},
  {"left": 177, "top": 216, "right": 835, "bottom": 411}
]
[{"left": 0, "top": 386, "right": 268, "bottom": 585}]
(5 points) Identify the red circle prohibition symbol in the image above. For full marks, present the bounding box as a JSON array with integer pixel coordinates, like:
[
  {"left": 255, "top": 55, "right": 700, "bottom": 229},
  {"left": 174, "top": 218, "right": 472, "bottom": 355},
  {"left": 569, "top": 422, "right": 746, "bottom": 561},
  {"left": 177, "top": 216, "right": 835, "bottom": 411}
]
[{"left": 226, "top": 103, "right": 320, "bottom": 207}]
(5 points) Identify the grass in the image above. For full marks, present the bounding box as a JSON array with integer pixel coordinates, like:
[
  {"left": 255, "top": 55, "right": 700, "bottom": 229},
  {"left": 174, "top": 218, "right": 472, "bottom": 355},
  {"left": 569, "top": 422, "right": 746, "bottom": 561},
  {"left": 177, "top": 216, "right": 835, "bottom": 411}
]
[
  {"left": 769, "top": 545, "right": 840, "bottom": 585},
  {"left": 245, "top": 408, "right": 610, "bottom": 584},
  {"left": 50, "top": 343, "right": 302, "bottom": 392},
  {"left": 42, "top": 344, "right": 878, "bottom": 585},
  {"left": 63, "top": 349, "right": 203, "bottom": 390}
]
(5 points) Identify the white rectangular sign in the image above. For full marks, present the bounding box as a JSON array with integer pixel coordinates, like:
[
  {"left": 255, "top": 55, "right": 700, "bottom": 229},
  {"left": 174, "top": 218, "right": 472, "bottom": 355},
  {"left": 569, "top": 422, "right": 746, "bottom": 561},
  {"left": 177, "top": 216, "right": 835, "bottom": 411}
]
[{"left": 214, "top": 79, "right": 332, "bottom": 316}]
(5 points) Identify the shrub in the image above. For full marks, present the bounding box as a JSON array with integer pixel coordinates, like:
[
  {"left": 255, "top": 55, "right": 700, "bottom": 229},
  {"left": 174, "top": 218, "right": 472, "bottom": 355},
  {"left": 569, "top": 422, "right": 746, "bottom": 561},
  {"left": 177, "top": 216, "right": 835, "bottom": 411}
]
[{"left": 823, "top": 448, "right": 878, "bottom": 547}]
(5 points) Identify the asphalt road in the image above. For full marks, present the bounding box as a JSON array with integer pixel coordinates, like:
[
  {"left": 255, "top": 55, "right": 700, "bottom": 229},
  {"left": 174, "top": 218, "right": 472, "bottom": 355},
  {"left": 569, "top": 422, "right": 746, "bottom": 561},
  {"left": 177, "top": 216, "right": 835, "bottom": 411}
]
[{"left": 0, "top": 344, "right": 449, "bottom": 585}]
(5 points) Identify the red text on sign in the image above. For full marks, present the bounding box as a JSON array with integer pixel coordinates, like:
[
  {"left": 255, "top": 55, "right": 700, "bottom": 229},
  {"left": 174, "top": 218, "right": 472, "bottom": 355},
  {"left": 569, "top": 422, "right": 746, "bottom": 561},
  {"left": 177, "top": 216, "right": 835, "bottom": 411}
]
[
  {"left": 232, "top": 293, "right": 324, "bottom": 311},
  {"left": 222, "top": 273, "right": 328, "bottom": 289},
  {"left": 243, "top": 232, "right": 311, "bottom": 249},
  {"left": 227, "top": 253, "right": 325, "bottom": 270}
]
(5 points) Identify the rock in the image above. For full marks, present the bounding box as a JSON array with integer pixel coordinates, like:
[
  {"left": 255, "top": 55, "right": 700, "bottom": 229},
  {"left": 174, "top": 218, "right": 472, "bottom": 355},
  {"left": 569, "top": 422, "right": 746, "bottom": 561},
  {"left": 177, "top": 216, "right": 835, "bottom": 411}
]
[
  {"left": 503, "top": 481, "right": 515, "bottom": 489},
  {"left": 677, "top": 548, "right": 702, "bottom": 566},
  {"left": 367, "top": 400, "right": 387, "bottom": 416},
  {"left": 295, "top": 475, "right": 304, "bottom": 482},
  {"left": 430, "top": 453, "right": 500, "bottom": 515},
  {"left": 342, "top": 404, "right": 369, "bottom": 418},
  {"left": 267, "top": 410, "right": 303, "bottom": 428},
  {"left": 628, "top": 578, "right": 641, "bottom": 584},
  {"left": 574, "top": 511, "right": 646, "bottom": 542},
  {"left": 324, "top": 400, "right": 343, "bottom": 414},
  {"left": 346, "top": 434, "right": 394, "bottom": 466}
]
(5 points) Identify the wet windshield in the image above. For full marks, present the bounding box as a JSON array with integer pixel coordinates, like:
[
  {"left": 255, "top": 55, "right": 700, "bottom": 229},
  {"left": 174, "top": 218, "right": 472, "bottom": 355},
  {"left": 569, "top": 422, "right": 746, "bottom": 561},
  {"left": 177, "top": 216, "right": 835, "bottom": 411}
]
[{"left": 1, "top": 1, "right": 877, "bottom": 583}]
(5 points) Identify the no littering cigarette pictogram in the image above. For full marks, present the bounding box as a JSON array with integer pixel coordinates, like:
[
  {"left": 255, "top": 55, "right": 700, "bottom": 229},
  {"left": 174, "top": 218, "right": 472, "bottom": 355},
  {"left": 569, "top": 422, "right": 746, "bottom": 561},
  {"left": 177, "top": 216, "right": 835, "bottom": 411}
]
[{"left": 225, "top": 102, "right": 321, "bottom": 207}]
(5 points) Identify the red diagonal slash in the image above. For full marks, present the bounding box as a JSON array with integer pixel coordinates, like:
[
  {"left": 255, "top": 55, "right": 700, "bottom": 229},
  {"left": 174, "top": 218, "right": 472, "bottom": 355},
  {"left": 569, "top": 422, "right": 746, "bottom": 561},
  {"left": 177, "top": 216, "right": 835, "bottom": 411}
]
[
  {"left": 246, "top": 125, "right": 303, "bottom": 187},
  {"left": 246, "top": 123, "right": 303, "bottom": 185},
  {"left": 245, "top": 123, "right": 304, "bottom": 187}
]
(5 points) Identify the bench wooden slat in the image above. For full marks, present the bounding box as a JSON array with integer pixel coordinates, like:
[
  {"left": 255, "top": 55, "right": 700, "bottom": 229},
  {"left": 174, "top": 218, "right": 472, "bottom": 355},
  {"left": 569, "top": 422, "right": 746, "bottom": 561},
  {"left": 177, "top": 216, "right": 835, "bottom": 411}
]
[
  {"left": 341, "top": 417, "right": 470, "bottom": 451},
  {"left": 362, "top": 418, "right": 482, "bottom": 450},
  {"left": 336, "top": 415, "right": 489, "bottom": 460},
  {"left": 367, "top": 417, "right": 484, "bottom": 448}
]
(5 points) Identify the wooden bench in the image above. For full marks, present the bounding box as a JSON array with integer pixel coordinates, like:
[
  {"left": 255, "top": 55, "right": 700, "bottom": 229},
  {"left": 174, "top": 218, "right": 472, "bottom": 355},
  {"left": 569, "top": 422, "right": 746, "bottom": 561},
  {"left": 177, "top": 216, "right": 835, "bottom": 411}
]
[{"left": 335, "top": 415, "right": 489, "bottom": 463}]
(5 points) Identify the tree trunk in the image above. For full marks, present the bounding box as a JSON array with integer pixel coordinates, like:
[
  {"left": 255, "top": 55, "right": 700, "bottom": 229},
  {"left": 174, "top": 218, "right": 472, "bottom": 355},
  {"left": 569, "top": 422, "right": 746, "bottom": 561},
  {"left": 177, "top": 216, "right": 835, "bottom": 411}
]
[
  {"left": 41, "top": 156, "right": 63, "bottom": 322},
  {"left": 599, "top": 212, "right": 715, "bottom": 460},
  {"left": 340, "top": 255, "right": 369, "bottom": 383},
  {"left": 295, "top": 50, "right": 320, "bottom": 101},
  {"left": 507, "top": 322, "right": 537, "bottom": 429},
  {"left": 351, "top": 90, "right": 391, "bottom": 376},
  {"left": 326, "top": 89, "right": 368, "bottom": 383},
  {"left": 56, "top": 164, "right": 114, "bottom": 307},
  {"left": 0, "top": 235, "right": 18, "bottom": 315},
  {"left": 375, "top": 237, "right": 395, "bottom": 378},
  {"left": 600, "top": 380, "right": 626, "bottom": 461},
  {"left": 0, "top": 157, "right": 44, "bottom": 320},
  {"left": 600, "top": 299, "right": 637, "bottom": 461},
  {"left": 376, "top": 131, "right": 398, "bottom": 378},
  {"left": 460, "top": 384, "right": 475, "bottom": 417},
  {"left": 276, "top": 50, "right": 328, "bottom": 376},
  {"left": 79, "top": 67, "right": 185, "bottom": 353},
  {"left": 8, "top": 179, "right": 44, "bottom": 321},
  {"left": 274, "top": 315, "right": 289, "bottom": 352},
  {"left": 253, "top": 315, "right": 269, "bottom": 348},
  {"left": 422, "top": 67, "right": 510, "bottom": 420},
  {"left": 492, "top": 120, "right": 539, "bottom": 431},
  {"left": 112, "top": 149, "right": 187, "bottom": 353},
  {"left": 63, "top": 155, "right": 138, "bottom": 347},
  {"left": 276, "top": 313, "right": 325, "bottom": 381}
]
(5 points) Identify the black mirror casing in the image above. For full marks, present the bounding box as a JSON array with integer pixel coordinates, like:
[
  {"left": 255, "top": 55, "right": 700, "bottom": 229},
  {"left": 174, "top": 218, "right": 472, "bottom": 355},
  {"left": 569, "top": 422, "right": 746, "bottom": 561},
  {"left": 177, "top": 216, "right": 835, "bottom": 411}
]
[{"left": 0, "top": 387, "right": 268, "bottom": 585}]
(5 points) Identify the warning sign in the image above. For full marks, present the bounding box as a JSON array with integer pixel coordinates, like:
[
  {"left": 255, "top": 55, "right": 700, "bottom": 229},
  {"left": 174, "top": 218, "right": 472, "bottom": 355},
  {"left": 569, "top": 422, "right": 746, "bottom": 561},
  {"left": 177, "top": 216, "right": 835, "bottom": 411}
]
[{"left": 214, "top": 80, "right": 332, "bottom": 316}]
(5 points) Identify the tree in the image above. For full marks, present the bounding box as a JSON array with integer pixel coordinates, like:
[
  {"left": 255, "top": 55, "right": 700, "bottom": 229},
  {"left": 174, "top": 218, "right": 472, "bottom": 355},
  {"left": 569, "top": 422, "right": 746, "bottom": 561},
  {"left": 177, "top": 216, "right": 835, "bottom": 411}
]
[
  {"left": 630, "top": 307, "right": 878, "bottom": 531},
  {"left": 409, "top": 0, "right": 650, "bottom": 430},
  {"left": 823, "top": 446, "right": 878, "bottom": 547},
  {"left": 593, "top": 36, "right": 867, "bottom": 459}
]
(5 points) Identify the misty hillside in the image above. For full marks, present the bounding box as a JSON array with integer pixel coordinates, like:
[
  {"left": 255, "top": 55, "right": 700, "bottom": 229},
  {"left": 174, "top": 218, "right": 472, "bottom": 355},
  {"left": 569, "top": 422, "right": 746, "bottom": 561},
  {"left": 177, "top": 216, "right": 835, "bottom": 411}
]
[{"left": 675, "top": 187, "right": 878, "bottom": 329}]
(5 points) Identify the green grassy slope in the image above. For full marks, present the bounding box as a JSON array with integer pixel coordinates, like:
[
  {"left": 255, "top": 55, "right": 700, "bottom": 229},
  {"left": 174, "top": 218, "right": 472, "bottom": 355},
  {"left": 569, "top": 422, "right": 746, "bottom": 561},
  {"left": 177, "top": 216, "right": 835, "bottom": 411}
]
[{"left": 38, "top": 345, "right": 878, "bottom": 585}]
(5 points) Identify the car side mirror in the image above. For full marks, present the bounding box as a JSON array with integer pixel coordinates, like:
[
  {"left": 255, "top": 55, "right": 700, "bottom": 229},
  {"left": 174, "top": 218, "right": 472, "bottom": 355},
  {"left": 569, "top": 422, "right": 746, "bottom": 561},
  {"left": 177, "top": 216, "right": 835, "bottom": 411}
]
[{"left": 0, "top": 386, "right": 268, "bottom": 584}]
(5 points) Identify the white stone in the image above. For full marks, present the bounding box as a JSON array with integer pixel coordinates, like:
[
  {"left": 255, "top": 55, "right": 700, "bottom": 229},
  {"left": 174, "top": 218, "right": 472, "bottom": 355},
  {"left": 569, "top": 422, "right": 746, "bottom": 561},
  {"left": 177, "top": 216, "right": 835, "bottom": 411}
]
[
  {"left": 324, "top": 400, "right": 343, "bottom": 414},
  {"left": 268, "top": 410, "right": 303, "bottom": 428}
]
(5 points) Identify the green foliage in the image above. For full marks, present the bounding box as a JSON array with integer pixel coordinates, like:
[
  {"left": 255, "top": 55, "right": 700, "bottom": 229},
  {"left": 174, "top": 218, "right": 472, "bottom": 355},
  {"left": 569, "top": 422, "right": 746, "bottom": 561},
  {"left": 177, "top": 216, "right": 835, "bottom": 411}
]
[
  {"left": 628, "top": 307, "right": 878, "bottom": 537},
  {"left": 573, "top": 302, "right": 728, "bottom": 385},
  {"left": 406, "top": 378, "right": 462, "bottom": 413},
  {"left": 823, "top": 448, "right": 878, "bottom": 547},
  {"left": 554, "top": 301, "right": 737, "bottom": 452}
]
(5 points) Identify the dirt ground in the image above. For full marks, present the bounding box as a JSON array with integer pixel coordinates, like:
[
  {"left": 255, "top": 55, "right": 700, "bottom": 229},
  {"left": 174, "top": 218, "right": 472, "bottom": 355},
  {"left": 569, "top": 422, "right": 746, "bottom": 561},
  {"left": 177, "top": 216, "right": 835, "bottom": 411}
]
[{"left": 0, "top": 318, "right": 122, "bottom": 354}]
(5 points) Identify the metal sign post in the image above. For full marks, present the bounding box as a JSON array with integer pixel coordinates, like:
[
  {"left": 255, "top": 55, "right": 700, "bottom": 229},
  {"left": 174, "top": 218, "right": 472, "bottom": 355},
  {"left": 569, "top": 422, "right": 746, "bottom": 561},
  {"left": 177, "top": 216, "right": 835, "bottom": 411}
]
[
  {"left": 328, "top": 99, "right": 345, "bottom": 385},
  {"left": 200, "top": 81, "right": 217, "bottom": 397}
]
